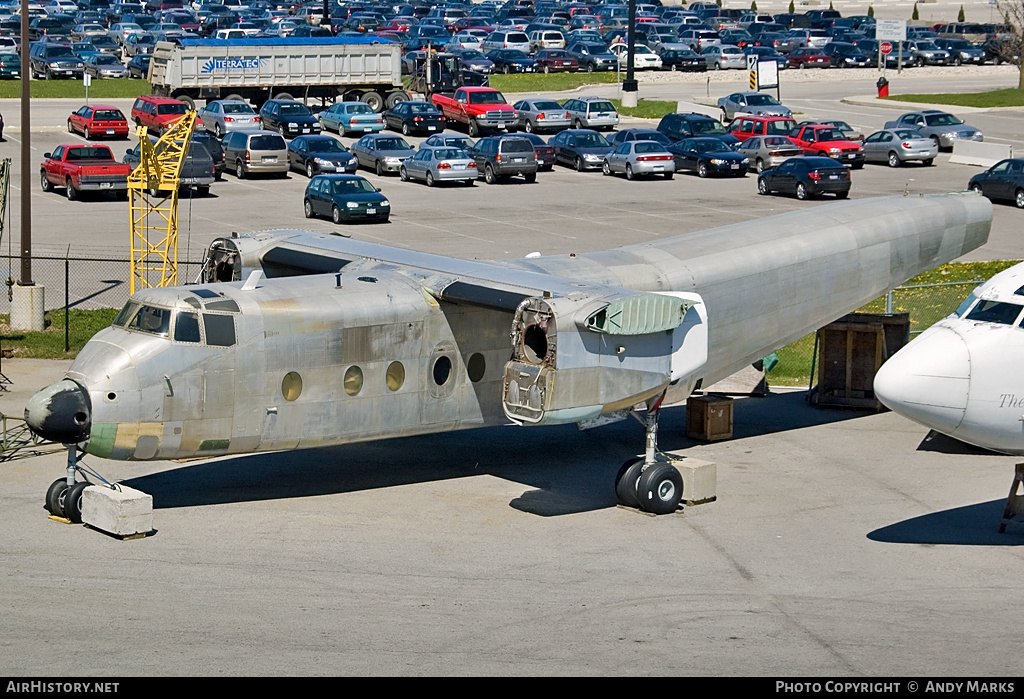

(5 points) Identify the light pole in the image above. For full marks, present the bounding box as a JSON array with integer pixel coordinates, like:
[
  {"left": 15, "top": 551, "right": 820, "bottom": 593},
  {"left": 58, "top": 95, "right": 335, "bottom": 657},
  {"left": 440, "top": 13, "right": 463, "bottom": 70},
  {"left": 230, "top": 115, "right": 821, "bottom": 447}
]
[{"left": 622, "top": 0, "right": 638, "bottom": 108}]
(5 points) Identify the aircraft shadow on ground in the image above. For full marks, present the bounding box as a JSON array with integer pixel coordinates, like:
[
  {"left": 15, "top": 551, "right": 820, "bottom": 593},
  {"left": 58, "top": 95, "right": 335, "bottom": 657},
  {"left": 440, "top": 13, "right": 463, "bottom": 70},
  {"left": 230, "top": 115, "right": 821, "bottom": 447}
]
[
  {"left": 915, "top": 430, "right": 1008, "bottom": 456},
  {"left": 124, "top": 390, "right": 869, "bottom": 517},
  {"left": 868, "top": 500, "right": 1024, "bottom": 546}
]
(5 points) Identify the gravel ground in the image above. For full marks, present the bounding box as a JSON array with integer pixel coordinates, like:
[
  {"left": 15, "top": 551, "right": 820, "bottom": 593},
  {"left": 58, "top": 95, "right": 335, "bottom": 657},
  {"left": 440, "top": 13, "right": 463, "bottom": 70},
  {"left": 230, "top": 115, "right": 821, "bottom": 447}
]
[{"left": 630, "top": 62, "right": 1022, "bottom": 86}]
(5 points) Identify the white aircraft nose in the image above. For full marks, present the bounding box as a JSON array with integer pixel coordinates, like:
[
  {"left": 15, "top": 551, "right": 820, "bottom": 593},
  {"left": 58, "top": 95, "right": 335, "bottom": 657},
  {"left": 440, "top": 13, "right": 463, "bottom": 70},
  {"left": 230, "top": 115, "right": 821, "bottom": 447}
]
[{"left": 874, "top": 325, "right": 970, "bottom": 434}]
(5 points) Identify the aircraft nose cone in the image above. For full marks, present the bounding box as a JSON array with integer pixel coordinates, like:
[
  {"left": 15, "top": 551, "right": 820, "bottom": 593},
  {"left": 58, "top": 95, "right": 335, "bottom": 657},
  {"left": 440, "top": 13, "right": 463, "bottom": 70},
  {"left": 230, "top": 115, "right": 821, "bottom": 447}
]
[
  {"left": 874, "top": 326, "right": 970, "bottom": 434},
  {"left": 24, "top": 379, "right": 92, "bottom": 444}
]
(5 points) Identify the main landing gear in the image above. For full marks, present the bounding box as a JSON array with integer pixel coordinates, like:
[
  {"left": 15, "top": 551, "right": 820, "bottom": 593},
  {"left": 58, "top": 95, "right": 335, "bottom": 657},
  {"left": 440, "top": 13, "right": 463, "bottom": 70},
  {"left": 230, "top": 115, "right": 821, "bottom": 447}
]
[
  {"left": 614, "top": 391, "right": 684, "bottom": 515},
  {"left": 44, "top": 445, "right": 94, "bottom": 523}
]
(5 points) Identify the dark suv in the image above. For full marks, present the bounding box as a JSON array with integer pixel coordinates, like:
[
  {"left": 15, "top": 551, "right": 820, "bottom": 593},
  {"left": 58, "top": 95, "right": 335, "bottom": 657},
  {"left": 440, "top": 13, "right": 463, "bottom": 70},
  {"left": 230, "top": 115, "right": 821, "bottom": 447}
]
[
  {"left": 468, "top": 136, "right": 538, "bottom": 184},
  {"left": 258, "top": 100, "right": 322, "bottom": 138},
  {"left": 29, "top": 44, "right": 85, "bottom": 80},
  {"left": 657, "top": 112, "right": 739, "bottom": 149}
]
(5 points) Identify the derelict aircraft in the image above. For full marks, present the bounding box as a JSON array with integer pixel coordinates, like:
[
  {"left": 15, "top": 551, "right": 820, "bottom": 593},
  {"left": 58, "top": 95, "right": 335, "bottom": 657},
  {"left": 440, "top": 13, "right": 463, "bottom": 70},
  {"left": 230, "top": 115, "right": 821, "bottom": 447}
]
[
  {"left": 26, "top": 192, "right": 991, "bottom": 519},
  {"left": 875, "top": 260, "right": 1024, "bottom": 455}
]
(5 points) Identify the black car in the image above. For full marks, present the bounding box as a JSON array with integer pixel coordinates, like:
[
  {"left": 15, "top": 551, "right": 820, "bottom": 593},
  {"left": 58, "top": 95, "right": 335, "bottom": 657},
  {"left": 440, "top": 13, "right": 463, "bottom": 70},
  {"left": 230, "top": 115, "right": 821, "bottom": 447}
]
[
  {"left": 192, "top": 131, "right": 225, "bottom": 180},
  {"left": 304, "top": 174, "right": 390, "bottom": 224},
  {"left": 288, "top": 134, "right": 358, "bottom": 177},
  {"left": 659, "top": 48, "right": 707, "bottom": 72},
  {"left": 383, "top": 101, "right": 446, "bottom": 136},
  {"left": 548, "top": 128, "right": 613, "bottom": 171},
  {"left": 657, "top": 112, "right": 740, "bottom": 148},
  {"left": 757, "top": 156, "right": 851, "bottom": 200},
  {"left": 503, "top": 132, "right": 554, "bottom": 170},
  {"left": 668, "top": 137, "right": 749, "bottom": 177},
  {"left": 968, "top": 158, "right": 1024, "bottom": 209},
  {"left": 485, "top": 48, "right": 538, "bottom": 73},
  {"left": 821, "top": 41, "right": 871, "bottom": 68},
  {"left": 468, "top": 135, "right": 538, "bottom": 184},
  {"left": 609, "top": 128, "right": 672, "bottom": 147},
  {"left": 259, "top": 99, "right": 322, "bottom": 138},
  {"left": 127, "top": 53, "right": 152, "bottom": 79}
]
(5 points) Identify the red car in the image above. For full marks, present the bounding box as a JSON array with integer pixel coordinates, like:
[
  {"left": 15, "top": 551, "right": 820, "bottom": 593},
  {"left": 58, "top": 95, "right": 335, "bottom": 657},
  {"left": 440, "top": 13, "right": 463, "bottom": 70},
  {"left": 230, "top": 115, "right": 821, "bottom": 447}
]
[
  {"left": 67, "top": 105, "right": 129, "bottom": 140},
  {"left": 534, "top": 49, "right": 579, "bottom": 73},
  {"left": 787, "top": 47, "right": 832, "bottom": 69},
  {"left": 788, "top": 124, "right": 865, "bottom": 168},
  {"left": 131, "top": 95, "right": 190, "bottom": 134},
  {"left": 727, "top": 115, "right": 797, "bottom": 143}
]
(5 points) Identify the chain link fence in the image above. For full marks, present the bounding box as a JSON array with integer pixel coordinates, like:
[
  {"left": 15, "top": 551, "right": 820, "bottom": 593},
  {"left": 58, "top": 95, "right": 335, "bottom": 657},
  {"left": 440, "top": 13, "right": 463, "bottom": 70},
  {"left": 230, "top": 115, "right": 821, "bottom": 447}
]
[{"left": 766, "top": 280, "right": 983, "bottom": 387}]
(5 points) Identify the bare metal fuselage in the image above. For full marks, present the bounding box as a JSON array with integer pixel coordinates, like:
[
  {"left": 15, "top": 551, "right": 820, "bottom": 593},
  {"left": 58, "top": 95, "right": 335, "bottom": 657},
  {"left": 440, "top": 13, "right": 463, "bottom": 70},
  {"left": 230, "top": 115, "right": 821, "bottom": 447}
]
[{"left": 35, "top": 193, "right": 991, "bottom": 461}]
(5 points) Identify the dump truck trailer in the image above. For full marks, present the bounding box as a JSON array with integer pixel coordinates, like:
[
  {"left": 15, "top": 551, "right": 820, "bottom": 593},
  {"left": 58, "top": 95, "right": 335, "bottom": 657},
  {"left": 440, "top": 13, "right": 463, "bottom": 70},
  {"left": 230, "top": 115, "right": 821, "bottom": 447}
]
[{"left": 149, "top": 37, "right": 407, "bottom": 112}]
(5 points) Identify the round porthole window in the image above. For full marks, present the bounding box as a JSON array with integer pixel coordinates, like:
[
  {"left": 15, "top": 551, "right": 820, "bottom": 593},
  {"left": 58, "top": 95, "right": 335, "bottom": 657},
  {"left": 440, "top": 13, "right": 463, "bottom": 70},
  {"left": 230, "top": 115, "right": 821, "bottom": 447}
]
[
  {"left": 467, "top": 353, "right": 485, "bottom": 383},
  {"left": 344, "top": 365, "right": 363, "bottom": 396},
  {"left": 432, "top": 356, "right": 452, "bottom": 386},
  {"left": 386, "top": 361, "right": 405, "bottom": 391},
  {"left": 282, "top": 372, "right": 302, "bottom": 401}
]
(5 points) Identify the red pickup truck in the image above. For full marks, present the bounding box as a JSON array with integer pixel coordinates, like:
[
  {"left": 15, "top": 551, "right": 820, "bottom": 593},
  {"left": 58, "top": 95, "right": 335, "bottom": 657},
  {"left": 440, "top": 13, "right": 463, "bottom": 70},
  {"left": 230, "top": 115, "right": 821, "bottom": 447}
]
[
  {"left": 431, "top": 87, "right": 518, "bottom": 137},
  {"left": 40, "top": 144, "right": 132, "bottom": 200}
]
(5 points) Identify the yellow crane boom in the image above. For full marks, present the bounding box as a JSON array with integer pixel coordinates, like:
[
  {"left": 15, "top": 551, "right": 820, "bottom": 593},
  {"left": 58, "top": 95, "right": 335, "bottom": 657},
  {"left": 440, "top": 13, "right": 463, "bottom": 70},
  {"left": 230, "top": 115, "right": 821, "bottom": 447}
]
[{"left": 127, "top": 111, "right": 197, "bottom": 294}]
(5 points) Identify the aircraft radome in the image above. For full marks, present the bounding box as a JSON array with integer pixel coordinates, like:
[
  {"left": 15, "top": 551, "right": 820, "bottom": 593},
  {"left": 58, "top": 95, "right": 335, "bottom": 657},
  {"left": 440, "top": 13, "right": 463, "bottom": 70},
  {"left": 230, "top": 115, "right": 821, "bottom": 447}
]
[
  {"left": 875, "top": 259, "right": 1024, "bottom": 456},
  {"left": 27, "top": 193, "right": 991, "bottom": 520}
]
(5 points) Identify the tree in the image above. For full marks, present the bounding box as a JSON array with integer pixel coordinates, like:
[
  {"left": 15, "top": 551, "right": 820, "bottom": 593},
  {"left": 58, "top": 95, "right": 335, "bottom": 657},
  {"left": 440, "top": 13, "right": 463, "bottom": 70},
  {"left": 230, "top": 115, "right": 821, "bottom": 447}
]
[
  {"left": 868, "top": 5, "right": 874, "bottom": 18},
  {"left": 751, "top": 0, "right": 757, "bottom": 9},
  {"left": 912, "top": 3, "right": 919, "bottom": 20},
  {"left": 995, "top": 0, "right": 1024, "bottom": 88},
  {"left": 789, "top": 0, "right": 795, "bottom": 13},
  {"left": 959, "top": 5, "right": 966, "bottom": 21}
]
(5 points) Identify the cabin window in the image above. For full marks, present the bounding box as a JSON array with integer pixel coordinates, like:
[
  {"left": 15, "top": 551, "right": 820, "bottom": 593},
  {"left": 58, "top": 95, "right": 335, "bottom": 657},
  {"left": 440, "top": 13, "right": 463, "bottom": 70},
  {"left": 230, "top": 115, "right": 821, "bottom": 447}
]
[
  {"left": 282, "top": 372, "right": 302, "bottom": 401},
  {"left": 966, "top": 300, "right": 1023, "bottom": 325},
  {"left": 467, "top": 353, "right": 486, "bottom": 382},
  {"left": 344, "top": 366, "right": 363, "bottom": 396},
  {"left": 386, "top": 361, "right": 405, "bottom": 391},
  {"left": 174, "top": 311, "right": 201, "bottom": 343},
  {"left": 432, "top": 356, "right": 452, "bottom": 386},
  {"left": 204, "top": 314, "right": 236, "bottom": 346},
  {"left": 129, "top": 305, "right": 171, "bottom": 337}
]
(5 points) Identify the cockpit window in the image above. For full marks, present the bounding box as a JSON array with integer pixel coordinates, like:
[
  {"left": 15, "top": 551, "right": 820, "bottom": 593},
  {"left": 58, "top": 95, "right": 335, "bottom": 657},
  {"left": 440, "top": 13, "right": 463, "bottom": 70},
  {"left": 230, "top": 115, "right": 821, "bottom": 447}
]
[
  {"left": 954, "top": 292, "right": 977, "bottom": 317},
  {"left": 128, "top": 305, "right": 172, "bottom": 336},
  {"left": 965, "top": 300, "right": 1023, "bottom": 325},
  {"left": 113, "top": 301, "right": 139, "bottom": 328},
  {"left": 174, "top": 311, "right": 201, "bottom": 343},
  {"left": 204, "top": 314, "right": 236, "bottom": 347}
]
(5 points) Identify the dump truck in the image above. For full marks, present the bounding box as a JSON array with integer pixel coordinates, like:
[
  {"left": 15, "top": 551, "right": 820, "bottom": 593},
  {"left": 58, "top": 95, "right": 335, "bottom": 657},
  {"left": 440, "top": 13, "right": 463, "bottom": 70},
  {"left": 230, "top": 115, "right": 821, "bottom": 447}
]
[{"left": 149, "top": 37, "right": 408, "bottom": 112}]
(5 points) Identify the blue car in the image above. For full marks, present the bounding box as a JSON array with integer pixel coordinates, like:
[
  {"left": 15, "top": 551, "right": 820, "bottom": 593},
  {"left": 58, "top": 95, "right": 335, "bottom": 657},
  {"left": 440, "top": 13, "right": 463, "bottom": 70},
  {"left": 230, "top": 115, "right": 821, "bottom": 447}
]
[
  {"left": 318, "top": 101, "right": 386, "bottom": 136},
  {"left": 303, "top": 174, "right": 390, "bottom": 224},
  {"left": 668, "top": 137, "right": 749, "bottom": 177}
]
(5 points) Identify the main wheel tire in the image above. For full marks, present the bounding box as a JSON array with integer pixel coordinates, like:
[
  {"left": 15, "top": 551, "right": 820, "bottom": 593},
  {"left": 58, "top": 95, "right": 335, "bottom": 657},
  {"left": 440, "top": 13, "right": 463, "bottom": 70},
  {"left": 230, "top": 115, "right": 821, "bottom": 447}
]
[
  {"left": 225, "top": 94, "right": 244, "bottom": 102},
  {"left": 63, "top": 482, "right": 90, "bottom": 524},
  {"left": 524, "top": 172, "right": 536, "bottom": 183},
  {"left": 796, "top": 182, "right": 809, "bottom": 200},
  {"left": 573, "top": 119, "right": 583, "bottom": 129},
  {"left": 468, "top": 119, "right": 480, "bottom": 137},
  {"left": 636, "top": 463, "right": 683, "bottom": 515},
  {"left": 402, "top": 122, "right": 411, "bottom": 136},
  {"left": 215, "top": 123, "right": 224, "bottom": 139},
  {"left": 756, "top": 157, "right": 765, "bottom": 173},
  {"left": 524, "top": 120, "right": 534, "bottom": 133},
  {"left": 40, "top": 170, "right": 52, "bottom": 193},
  {"left": 66, "top": 178, "right": 77, "bottom": 201},
  {"left": 67, "top": 120, "right": 74, "bottom": 134},
  {"left": 362, "top": 91, "right": 384, "bottom": 112},
  {"left": 758, "top": 177, "right": 770, "bottom": 195},
  {"left": 544, "top": 65, "right": 551, "bottom": 73},
  {"left": 279, "top": 124, "right": 288, "bottom": 138},
  {"left": 304, "top": 199, "right": 314, "bottom": 218},
  {"left": 664, "top": 171, "right": 673, "bottom": 179},
  {"left": 45, "top": 478, "right": 69, "bottom": 517},
  {"left": 835, "top": 191, "right": 849, "bottom": 199},
  {"left": 615, "top": 457, "right": 644, "bottom": 509},
  {"left": 425, "top": 171, "right": 435, "bottom": 187},
  {"left": 385, "top": 91, "right": 409, "bottom": 109},
  {"left": 484, "top": 164, "right": 496, "bottom": 184},
  {"left": 273, "top": 92, "right": 294, "bottom": 101},
  {"left": 625, "top": 163, "right": 635, "bottom": 180},
  {"left": 332, "top": 205, "right": 342, "bottom": 224},
  {"left": 923, "top": 158, "right": 934, "bottom": 166},
  {"left": 179, "top": 95, "right": 196, "bottom": 110},
  {"left": 306, "top": 161, "right": 315, "bottom": 178},
  {"left": 196, "top": 185, "right": 210, "bottom": 197},
  {"left": 698, "top": 162, "right": 708, "bottom": 178},
  {"left": 971, "top": 183, "right": 983, "bottom": 194}
]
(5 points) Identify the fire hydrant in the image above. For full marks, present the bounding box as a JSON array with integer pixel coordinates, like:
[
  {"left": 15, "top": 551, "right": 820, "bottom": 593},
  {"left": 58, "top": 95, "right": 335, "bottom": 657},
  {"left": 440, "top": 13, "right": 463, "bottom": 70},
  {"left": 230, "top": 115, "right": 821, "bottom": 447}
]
[{"left": 876, "top": 76, "right": 889, "bottom": 99}]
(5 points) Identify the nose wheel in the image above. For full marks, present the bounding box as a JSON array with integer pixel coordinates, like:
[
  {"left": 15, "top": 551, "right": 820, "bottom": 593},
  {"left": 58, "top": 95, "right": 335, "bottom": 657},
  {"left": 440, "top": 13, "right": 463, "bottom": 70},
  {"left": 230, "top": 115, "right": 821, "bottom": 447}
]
[
  {"left": 614, "top": 391, "right": 684, "bottom": 515},
  {"left": 44, "top": 445, "right": 108, "bottom": 524}
]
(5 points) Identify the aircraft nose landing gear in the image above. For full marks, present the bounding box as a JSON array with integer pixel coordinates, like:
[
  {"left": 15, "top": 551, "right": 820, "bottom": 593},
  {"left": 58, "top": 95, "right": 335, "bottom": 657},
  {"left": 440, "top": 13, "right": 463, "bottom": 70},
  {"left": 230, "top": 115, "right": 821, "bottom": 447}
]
[{"left": 615, "top": 391, "right": 684, "bottom": 515}]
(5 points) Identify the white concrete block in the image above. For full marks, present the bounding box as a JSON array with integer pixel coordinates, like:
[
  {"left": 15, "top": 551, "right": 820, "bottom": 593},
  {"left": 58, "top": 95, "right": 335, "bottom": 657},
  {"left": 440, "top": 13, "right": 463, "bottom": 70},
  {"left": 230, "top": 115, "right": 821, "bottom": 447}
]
[
  {"left": 673, "top": 456, "right": 717, "bottom": 505},
  {"left": 949, "top": 141, "right": 1013, "bottom": 169},
  {"left": 82, "top": 485, "right": 153, "bottom": 538},
  {"left": 10, "top": 284, "right": 45, "bottom": 332}
]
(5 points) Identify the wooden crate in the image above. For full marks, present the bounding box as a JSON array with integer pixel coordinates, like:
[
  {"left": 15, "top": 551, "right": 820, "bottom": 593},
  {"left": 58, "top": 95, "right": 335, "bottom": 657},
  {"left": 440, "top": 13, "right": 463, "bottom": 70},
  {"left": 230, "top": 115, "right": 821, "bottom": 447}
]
[
  {"left": 686, "top": 394, "right": 734, "bottom": 442},
  {"left": 813, "top": 312, "right": 910, "bottom": 410}
]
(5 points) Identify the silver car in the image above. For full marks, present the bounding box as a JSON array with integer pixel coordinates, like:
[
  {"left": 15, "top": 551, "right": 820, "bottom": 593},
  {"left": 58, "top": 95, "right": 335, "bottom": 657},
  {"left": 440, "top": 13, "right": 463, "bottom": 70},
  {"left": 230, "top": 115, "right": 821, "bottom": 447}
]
[
  {"left": 350, "top": 133, "right": 416, "bottom": 176},
  {"left": 513, "top": 98, "right": 572, "bottom": 134},
  {"left": 400, "top": 147, "right": 477, "bottom": 186},
  {"left": 718, "top": 91, "right": 793, "bottom": 121},
  {"left": 562, "top": 97, "right": 619, "bottom": 131},
  {"left": 222, "top": 129, "right": 289, "bottom": 178},
  {"left": 602, "top": 140, "right": 676, "bottom": 180},
  {"left": 737, "top": 135, "right": 804, "bottom": 172},
  {"left": 883, "top": 110, "right": 983, "bottom": 149},
  {"left": 197, "top": 99, "right": 262, "bottom": 138},
  {"left": 702, "top": 44, "right": 746, "bottom": 70},
  {"left": 861, "top": 128, "right": 939, "bottom": 167},
  {"left": 84, "top": 53, "right": 128, "bottom": 79}
]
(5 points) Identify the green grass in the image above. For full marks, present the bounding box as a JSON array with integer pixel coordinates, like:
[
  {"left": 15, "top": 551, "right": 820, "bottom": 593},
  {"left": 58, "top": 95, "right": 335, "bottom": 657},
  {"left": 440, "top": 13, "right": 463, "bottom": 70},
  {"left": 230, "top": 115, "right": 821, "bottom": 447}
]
[
  {"left": 489, "top": 72, "right": 619, "bottom": 93},
  {"left": 0, "top": 79, "right": 152, "bottom": 100},
  {"left": 766, "top": 260, "right": 1022, "bottom": 387},
  {"left": 608, "top": 98, "right": 676, "bottom": 119},
  {"left": 888, "top": 87, "right": 1024, "bottom": 108},
  {"left": 1, "top": 308, "right": 119, "bottom": 359}
]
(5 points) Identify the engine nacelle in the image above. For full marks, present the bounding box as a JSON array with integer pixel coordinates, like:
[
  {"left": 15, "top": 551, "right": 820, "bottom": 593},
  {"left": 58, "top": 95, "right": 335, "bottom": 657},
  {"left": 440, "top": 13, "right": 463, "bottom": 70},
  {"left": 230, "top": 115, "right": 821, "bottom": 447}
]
[{"left": 502, "top": 291, "right": 708, "bottom": 425}]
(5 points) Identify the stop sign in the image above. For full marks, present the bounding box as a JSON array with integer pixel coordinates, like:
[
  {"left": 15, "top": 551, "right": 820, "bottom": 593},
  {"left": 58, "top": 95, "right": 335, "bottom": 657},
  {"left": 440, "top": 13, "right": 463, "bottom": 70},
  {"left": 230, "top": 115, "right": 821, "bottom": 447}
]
[{"left": 880, "top": 41, "right": 893, "bottom": 55}]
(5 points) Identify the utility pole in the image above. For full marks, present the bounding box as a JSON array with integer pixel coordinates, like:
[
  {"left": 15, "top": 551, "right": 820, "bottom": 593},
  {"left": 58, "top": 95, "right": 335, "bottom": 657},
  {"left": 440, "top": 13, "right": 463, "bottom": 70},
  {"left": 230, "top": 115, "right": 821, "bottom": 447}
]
[{"left": 622, "top": 0, "right": 638, "bottom": 108}]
